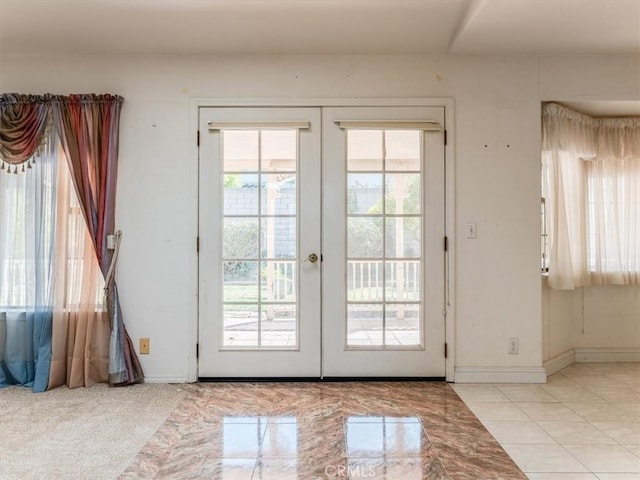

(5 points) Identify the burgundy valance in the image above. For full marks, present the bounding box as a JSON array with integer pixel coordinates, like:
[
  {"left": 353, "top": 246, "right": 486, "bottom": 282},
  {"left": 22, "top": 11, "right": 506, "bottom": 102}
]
[
  {"left": 0, "top": 94, "right": 53, "bottom": 166},
  {"left": 0, "top": 94, "right": 125, "bottom": 171}
]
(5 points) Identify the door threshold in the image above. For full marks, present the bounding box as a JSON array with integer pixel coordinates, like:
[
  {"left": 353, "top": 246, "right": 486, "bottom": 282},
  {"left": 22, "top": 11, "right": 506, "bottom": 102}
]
[{"left": 198, "top": 376, "right": 446, "bottom": 382}]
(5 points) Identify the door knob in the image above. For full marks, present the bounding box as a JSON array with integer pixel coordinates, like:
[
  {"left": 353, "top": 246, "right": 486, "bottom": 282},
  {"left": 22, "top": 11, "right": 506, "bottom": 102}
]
[{"left": 307, "top": 253, "right": 319, "bottom": 263}]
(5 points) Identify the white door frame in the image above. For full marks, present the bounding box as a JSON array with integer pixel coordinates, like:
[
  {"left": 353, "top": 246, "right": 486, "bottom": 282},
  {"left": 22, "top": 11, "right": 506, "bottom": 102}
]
[{"left": 189, "top": 97, "right": 455, "bottom": 382}]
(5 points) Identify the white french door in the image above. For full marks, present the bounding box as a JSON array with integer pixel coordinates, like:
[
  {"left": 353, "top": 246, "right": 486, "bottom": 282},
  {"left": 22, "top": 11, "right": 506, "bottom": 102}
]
[
  {"left": 198, "top": 107, "right": 322, "bottom": 377},
  {"left": 322, "top": 107, "right": 445, "bottom": 377},
  {"left": 198, "top": 105, "right": 445, "bottom": 378}
]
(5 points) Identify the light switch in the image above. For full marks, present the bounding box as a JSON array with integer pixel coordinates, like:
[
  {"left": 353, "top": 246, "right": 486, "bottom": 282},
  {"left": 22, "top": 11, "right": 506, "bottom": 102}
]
[{"left": 465, "top": 222, "right": 477, "bottom": 239}]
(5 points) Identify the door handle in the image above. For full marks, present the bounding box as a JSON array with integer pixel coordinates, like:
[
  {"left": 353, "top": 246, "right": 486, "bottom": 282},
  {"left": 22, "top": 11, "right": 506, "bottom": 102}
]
[{"left": 306, "top": 253, "right": 319, "bottom": 263}]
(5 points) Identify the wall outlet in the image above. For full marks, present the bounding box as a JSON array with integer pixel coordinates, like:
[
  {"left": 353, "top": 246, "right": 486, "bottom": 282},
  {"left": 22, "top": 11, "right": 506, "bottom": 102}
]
[
  {"left": 140, "top": 338, "right": 150, "bottom": 354},
  {"left": 508, "top": 337, "right": 519, "bottom": 355}
]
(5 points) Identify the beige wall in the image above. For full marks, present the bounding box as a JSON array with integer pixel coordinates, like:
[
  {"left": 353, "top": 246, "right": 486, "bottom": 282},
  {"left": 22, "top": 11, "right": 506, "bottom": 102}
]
[
  {"left": 543, "top": 284, "right": 640, "bottom": 362},
  {"left": 1, "top": 53, "right": 638, "bottom": 381}
]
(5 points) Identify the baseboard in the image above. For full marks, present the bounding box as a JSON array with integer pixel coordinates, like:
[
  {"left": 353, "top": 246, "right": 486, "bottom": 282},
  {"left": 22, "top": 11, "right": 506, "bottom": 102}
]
[
  {"left": 544, "top": 349, "right": 576, "bottom": 376},
  {"left": 199, "top": 376, "right": 445, "bottom": 382},
  {"left": 575, "top": 348, "right": 640, "bottom": 363},
  {"left": 142, "top": 376, "right": 189, "bottom": 384},
  {"left": 146, "top": 351, "right": 639, "bottom": 385},
  {"left": 544, "top": 348, "right": 640, "bottom": 376},
  {"left": 454, "top": 366, "right": 547, "bottom": 384}
]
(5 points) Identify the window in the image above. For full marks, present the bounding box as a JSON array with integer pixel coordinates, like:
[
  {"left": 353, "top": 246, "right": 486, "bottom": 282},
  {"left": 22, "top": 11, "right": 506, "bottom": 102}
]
[
  {"left": 0, "top": 153, "right": 56, "bottom": 309},
  {"left": 541, "top": 103, "right": 639, "bottom": 289},
  {"left": 0, "top": 147, "right": 104, "bottom": 311},
  {"left": 59, "top": 165, "right": 105, "bottom": 311}
]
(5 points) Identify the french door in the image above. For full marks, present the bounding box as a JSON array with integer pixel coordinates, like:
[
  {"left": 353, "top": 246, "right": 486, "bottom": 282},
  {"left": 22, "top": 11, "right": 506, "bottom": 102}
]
[
  {"left": 322, "top": 107, "right": 445, "bottom": 377},
  {"left": 198, "top": 107, "right": 321, "bottom": 377},
  {"left": 198, "top": 105, "right": 445, "bottom": 378}
]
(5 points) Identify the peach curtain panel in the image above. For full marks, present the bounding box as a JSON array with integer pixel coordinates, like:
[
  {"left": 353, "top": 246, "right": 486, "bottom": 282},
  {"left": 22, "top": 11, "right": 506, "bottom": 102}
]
[
  {"left": 53, "top": 95, "right": 143, "bottom": 386},
  {"left": 49, "top": 153, "right": 110, "bottom": 389}
]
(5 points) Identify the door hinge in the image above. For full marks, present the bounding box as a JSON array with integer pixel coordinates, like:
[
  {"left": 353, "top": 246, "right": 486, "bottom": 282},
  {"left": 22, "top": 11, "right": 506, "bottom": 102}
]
[
  {"left": 444, "top": 129, "right": 447, "bottom": 146},
  {"left": 444, "top": 236, "right": 448, "bottom": 252},
  {"left": 444, "top": 343, "right": 448, "bottom": 358},
  {"left": 197, "top": 130, "right": 200, "bottom": 147},
  {"left": 196, "top": 236, "right": 200, "bottom": 253},
  {"left": 196, "top": 343, "right": 199, "bottom": 359}
]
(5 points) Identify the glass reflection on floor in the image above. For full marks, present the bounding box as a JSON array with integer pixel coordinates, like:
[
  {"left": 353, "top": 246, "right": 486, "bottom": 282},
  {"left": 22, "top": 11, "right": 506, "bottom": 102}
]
[
  {"left": 346, "top": 416, "right": 423, "bottom": 457},
  {"left": 222, "top": 416, "right": 268, "bottom": 458},
  {"left": 218, "top": 415, "right": 427, "bottom": 479}
]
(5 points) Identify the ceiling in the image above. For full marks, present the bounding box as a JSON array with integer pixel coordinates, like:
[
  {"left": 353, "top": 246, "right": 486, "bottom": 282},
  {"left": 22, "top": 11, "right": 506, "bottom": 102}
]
[{"left": 0, "top": 0, "right": 639, "bottom": 56}]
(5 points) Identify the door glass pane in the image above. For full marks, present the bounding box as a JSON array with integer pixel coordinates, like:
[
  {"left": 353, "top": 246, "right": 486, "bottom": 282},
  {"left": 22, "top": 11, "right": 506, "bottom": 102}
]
[
  {"left": 261, "top": 130, "right": 297, "bottom": 171},
  {"left": 346, "top": 129, "right": 423, "bottom": 348},
  {"left": 385, "top": 261, "right": 420, "bottom": 301},
  {"left": 385, "top": 304, "right": 420, "bottom": 346},
  {"left": 347, "top": 173, "right": 383, "bottom": 214},
  {"left": 223, "top": 218, "right": 259, "bottom": 258},
  {"left": 221, "top": 129, "right": 299, "bottom": 349},
  {"left": 347, "top": 130, "right": 383, "bottom": 171},
  {"left": 261, "top": 173, "right": 296, "bottom": 215},
  {"left": 385, "top": 173, "right": 421, "bottom": 214},
  {"left": 347, "top": 261, "right": 383, "bottom": 301},
  {"left": 385, "top": 217, "right": 421, "bottom": 258},
  {"left": 223, "top": 304, "right": 259, "bottom": 347},
  {"left": 385, "top": 130, "right": 421, "bottom": 171},
  {"left": 223, "top": 130, "right": 259, "bottom": 171},
  {"left": 260, "top": 304, "right": 297, "bottom": 346},
  {"left": 261, "top": 261, "right": 296, "bottom": 302},
  {"left": 347, "top": 304, "right": 383, "bottom": 346},
  {"left": 261, "top": 217, "right": 296, "bottom": 259},
  {"left": 224, "top": 174, "right": 259, "bottom": 215},
  {"left": 347, "top": 217, "right": 383, "bottom": 258},
  {"left": 223, "top": 261, "right": 259, "bottom": 302}
]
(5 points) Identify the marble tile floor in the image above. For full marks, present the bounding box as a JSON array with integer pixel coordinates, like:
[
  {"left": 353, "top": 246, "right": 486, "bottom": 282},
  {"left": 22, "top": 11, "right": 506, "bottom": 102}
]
[
  {"left": 453, "top": 362, "right": 640, "bottom": 479},
  {"left": 120, "top": 382, "right": 526, "bottom": 479}
]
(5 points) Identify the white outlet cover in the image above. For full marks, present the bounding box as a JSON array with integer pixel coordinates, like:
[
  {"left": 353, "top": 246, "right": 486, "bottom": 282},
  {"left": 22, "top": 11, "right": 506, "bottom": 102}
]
[{"left": 508, "top": 337, "right": 519, "bottom": 354}]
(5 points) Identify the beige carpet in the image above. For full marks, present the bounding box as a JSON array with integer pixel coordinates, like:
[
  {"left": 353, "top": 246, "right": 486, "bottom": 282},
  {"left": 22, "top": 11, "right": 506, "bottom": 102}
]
[{"left": 0, "top": 383, "right": 186, "bottom": 480}]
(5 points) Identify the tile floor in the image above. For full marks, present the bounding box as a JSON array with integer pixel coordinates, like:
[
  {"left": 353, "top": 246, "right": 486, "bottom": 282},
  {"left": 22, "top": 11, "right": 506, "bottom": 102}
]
[
  {"left": 453, "top": 362, "right": 640, "bottom": 479},
  {"left": 2, "top": 363, "right": 638, "bottom": 479},
  {"left": 120, "top": 382, "right": 526, "bottom": 479}
]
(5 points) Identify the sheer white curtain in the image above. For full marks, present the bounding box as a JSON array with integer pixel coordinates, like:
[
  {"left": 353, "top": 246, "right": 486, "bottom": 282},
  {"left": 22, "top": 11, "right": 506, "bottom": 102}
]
[
  {"left": 542, "top": 103, "right": 640, "bottom": 289},
  {"left": 0, "top": 139, "right": 109, "bottom": 390},
  {"left": 0, "top": 144, "right": 57, "bottom": 391},
  {"left": 49, "top": 148, "right": 110, "bottom": 389}
]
